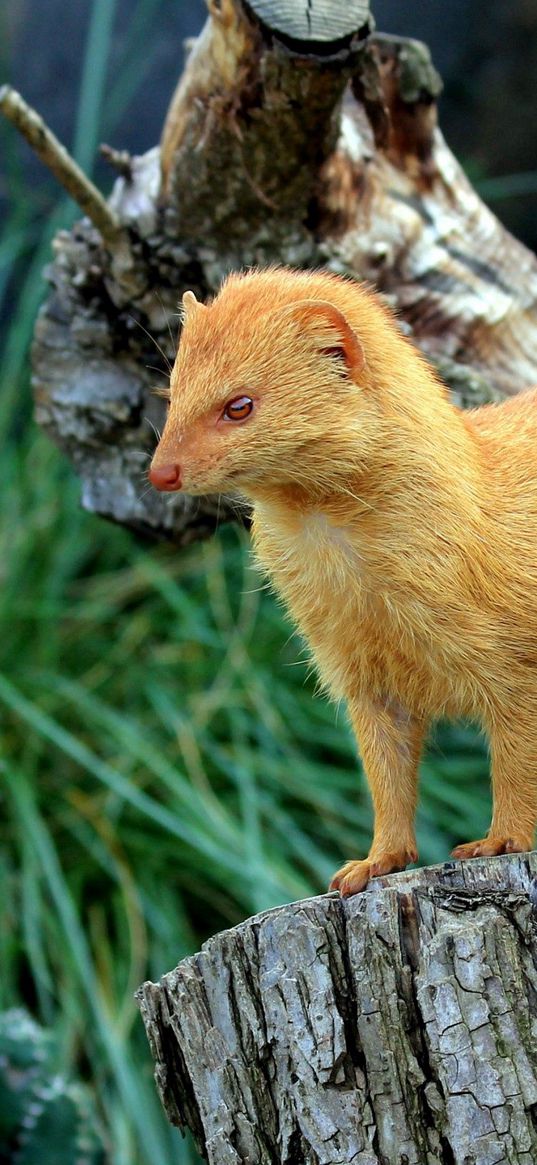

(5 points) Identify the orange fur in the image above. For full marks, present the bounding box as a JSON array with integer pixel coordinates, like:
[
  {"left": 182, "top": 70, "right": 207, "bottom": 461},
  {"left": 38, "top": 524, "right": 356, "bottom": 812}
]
[{"left": 151, "top": 267, "right": 537, "bottom": 896}]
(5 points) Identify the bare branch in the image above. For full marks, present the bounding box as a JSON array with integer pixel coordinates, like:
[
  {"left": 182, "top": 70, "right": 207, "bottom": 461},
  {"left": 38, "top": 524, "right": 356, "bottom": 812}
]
[{"left": 0, "top": 84, "right": 124, "bottom": 249}]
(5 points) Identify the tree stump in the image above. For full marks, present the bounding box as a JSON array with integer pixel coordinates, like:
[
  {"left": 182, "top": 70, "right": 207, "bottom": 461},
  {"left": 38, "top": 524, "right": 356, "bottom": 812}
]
[
  {"left": 137, "top": 853, "right": 537, "bottom": 1164},
  {"left": 15, "top": 0, "right": 536, "bottom": 547}
]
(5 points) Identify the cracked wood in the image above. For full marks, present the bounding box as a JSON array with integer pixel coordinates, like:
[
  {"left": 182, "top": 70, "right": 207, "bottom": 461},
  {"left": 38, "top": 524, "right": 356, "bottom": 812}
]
[{"left": 138, "top": 853, "right": 537, "bottom": 1164}]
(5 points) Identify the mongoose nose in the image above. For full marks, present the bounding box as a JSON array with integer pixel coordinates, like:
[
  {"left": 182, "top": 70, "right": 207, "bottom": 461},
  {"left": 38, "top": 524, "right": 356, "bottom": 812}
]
[{"left": 149, "top": 463, "right": 182, "bottom": 491}]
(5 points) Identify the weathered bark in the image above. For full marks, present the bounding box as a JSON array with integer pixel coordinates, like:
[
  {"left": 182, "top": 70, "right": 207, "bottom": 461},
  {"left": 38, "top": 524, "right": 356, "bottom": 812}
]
[
  {"left": 137, "top": 852, "right": 537, "bottom": 1165},
  {"left": 28, "top": 0, "right": 537, "bottom": 545}
]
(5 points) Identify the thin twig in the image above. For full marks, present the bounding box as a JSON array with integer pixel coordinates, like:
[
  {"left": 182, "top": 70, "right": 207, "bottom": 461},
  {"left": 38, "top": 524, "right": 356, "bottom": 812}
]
[
  {"left": 0, "top": 84, "right": 124, "bottom": 249},
  {"left": 100, "top": 143, "right": 133, "bottom": 182}
]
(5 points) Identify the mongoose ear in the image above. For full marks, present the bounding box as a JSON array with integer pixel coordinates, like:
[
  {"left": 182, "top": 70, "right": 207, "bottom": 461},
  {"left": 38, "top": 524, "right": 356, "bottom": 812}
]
[
  {"left": 181, "top": 290, "right": 206, "bottom": 320},
  {"left": 283, "top": 299, "right": 365, "bottom": 378}
]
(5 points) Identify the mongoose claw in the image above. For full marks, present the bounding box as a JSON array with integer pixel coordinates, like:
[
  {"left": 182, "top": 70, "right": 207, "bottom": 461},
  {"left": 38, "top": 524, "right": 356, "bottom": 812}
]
[
  {"left": 329, "top": 859, "right": 372, "bottom": 896},
  {"left": 451, "top": 835, "right": 531, "bottom": 860},
  {"left": 330, "top": 846, "right": 418, "bottom": 897}
]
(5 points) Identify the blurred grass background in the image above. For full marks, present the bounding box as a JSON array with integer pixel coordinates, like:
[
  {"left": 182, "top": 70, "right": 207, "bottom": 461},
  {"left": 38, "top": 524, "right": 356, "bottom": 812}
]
[{"left": 2, "top": 1, "right": 535, "bottom": 1162}]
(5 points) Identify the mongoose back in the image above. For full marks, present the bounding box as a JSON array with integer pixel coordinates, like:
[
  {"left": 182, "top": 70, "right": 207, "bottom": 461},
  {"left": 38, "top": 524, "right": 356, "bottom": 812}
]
[{"left": 149, "top": 266, "right": 537, "bottom": 896}]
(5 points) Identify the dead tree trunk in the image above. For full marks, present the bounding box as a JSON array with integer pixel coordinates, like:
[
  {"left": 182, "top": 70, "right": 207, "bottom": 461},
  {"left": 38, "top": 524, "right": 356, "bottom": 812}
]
[
  {"left": 137, "top": 853, "right": 537, "bottom": 1165},
  {"left": 3, "top": 0, "right": 532, "bottom": 544}
]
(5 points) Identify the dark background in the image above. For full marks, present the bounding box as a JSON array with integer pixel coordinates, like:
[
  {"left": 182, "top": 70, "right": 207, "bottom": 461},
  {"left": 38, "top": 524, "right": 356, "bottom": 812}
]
[{"left": 2, "top": 0, "right": 537, "bottom": 247}]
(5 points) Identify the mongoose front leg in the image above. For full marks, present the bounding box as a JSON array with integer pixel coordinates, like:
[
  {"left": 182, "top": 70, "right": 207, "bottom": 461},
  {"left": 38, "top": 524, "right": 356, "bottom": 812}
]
[
  {"left": 330, "top": 697, "right": 425, "bottom": 897},
  {"left": 452, "top": 713, "right": 537, "bottom": 859}
]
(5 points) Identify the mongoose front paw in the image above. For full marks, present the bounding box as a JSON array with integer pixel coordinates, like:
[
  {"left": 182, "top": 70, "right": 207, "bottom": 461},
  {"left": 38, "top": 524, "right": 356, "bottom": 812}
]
[
  {"left": 330, "top": 846, "right": 418, "bottom": 897},
  {"left": 329, "top": 859, "right": 372, "bottom": 896},
  {"left": 452, "top": 835, "right": 532, "bottom": 860}
]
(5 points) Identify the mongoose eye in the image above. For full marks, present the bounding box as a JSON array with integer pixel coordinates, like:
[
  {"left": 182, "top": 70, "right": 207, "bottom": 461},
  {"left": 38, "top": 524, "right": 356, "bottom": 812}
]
[{"left": 222, "top": 396, "right": 254, "bottom": 422}]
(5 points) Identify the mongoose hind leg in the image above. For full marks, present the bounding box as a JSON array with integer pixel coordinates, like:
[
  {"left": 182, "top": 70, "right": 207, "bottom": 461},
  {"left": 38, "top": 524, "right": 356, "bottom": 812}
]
[
  {"left": 329, "top": 697, "right": 425, "bottom": 897},
  {"left": 453, "top": 709, "right": 537, "bottom": 862}
]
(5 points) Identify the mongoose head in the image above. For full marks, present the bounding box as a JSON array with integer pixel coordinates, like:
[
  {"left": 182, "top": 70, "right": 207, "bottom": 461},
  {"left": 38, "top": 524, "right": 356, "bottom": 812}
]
[{"left": 149, "top": 268, "right": 376, "bottom": 500}]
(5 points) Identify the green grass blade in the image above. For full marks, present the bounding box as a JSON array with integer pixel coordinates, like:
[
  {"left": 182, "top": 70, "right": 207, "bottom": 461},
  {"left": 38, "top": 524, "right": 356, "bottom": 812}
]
[
  {"left": 4, "top": 765, "right": 175, "bottom": 1165},
  {"left": 72, "top": 0, "right": 119, "bottom": 175}
]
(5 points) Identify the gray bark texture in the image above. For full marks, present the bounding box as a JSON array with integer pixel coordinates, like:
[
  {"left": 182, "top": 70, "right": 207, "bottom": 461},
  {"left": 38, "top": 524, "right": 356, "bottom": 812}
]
[
  {"left": 137, "top": 853, "right": 537, "bottom": 1165},
  {"left": 31, "top": 0, "right": 537, "bottom": 545}
]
